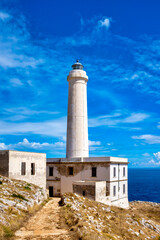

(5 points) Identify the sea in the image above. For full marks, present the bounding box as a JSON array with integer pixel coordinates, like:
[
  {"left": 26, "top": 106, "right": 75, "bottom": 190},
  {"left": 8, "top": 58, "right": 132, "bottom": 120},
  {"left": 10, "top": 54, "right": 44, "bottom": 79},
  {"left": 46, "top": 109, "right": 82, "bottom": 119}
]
[{"left": 128, "top": 168, "right": 160, "bottom": 203}]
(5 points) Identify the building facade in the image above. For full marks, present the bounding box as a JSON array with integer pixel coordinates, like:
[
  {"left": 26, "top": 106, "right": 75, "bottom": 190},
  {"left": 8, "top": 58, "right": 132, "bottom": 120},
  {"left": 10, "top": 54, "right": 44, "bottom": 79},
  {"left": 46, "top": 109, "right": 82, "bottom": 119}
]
[
  {"left": 0, "top": 150, "right": 46, "bottom": 189},
  {"left": 46, "top": 157, "right": 129, "bottom": 208}
]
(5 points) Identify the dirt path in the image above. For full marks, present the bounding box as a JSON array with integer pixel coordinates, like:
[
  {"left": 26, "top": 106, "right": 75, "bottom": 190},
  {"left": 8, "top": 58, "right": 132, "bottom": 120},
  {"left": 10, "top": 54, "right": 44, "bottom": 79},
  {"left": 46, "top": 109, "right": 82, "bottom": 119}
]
[{"left": 14, "top": 198, "right": 72, "bottom": 240}]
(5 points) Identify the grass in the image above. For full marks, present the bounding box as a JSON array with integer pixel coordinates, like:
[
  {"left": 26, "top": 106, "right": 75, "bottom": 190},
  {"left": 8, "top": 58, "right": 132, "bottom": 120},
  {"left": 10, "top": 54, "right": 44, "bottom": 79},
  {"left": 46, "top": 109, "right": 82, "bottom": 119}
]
[
  {"left": 0, "top": 175, "right": 48, "bottom": 239},
  {"left": 24, "top": 183, "right": 32, "bottom": 191},
  {"left": 11, "top": 193, "right": 28, "bottom": 201},
  {"left": 2, "top": 226, "right": 14, "bottom": 238},
  {"left": 61, "top": 193, "right": 160, "bottom": 240}
]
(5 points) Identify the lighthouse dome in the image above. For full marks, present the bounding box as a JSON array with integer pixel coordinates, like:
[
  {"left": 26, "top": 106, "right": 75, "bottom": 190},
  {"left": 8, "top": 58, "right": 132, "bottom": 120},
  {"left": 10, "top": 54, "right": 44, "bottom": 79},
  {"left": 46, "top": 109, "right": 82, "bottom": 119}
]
[{"left": 72, "top": 60, "right": 84, "bottom": 70}]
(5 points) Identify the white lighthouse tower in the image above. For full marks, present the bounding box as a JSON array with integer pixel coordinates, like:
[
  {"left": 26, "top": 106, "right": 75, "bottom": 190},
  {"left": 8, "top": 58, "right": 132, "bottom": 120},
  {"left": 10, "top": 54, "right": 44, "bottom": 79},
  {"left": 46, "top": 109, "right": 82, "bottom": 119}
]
[{"left": 66, "top": 60, "right": 89, "bottom": 158}]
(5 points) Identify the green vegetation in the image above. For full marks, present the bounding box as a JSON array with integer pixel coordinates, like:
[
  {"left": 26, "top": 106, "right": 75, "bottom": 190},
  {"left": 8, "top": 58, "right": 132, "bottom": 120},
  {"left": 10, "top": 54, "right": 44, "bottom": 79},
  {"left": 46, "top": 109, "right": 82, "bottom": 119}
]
[
  {"left": 24, "top": 183, "right": 31, "bottom": 190},
  {"left": 11, "top": 193, "right": 28, "bottom": 201},
  {"left": 3, "top": 226, "right": 14, "bottom": 238}
]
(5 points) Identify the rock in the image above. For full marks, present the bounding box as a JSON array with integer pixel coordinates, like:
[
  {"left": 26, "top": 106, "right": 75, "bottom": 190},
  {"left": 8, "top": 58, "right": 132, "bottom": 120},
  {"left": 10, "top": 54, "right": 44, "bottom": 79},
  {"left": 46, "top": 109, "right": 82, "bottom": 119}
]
[
  {"left": 139, "top": 230, "right": 144, "bottom": 234},
  {"left": 135, "top": 232, "right": 139, "bottom": 236}
]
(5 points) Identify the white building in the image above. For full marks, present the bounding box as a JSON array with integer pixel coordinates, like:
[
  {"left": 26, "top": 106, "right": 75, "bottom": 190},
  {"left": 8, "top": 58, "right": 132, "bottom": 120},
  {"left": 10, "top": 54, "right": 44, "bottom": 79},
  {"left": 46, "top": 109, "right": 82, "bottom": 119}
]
[
  {"left": 46, "top": 60, "right": 129, "bottom": 209},
  {"left": 0, "top": 150, "right": 46, "bottom": 189}
]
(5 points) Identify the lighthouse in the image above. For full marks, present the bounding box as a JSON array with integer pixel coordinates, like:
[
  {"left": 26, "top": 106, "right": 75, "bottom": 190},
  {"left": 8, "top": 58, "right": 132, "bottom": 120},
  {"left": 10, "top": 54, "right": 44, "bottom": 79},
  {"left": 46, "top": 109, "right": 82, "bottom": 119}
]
[
  {"left": 46, "top": 60, "right": 129, "bottom": 209},
  {"left": 66, "top": 60, "right": 89, "bottom": 158}
]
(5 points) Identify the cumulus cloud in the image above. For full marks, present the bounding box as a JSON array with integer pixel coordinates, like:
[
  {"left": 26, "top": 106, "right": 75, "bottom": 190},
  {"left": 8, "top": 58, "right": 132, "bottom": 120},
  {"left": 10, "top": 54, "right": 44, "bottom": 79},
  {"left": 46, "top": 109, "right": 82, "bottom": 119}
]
[
  {"left": 132, "top": 134, "right": 160, "bottom": 144},
  {"left": 98, "top": 18, "right": 111, "bottom": 29},
  {"left": 17, "top": 138, "right": 65, "bottom": 149},
  {"left": 0, "top": 138, "right": 66, "bottom": 150},
  {"left": 0, "top": 143, "right": 8, "bottom": 150},
  {"left": 148, "top": 152, "right": 160, "bottom": 166}
]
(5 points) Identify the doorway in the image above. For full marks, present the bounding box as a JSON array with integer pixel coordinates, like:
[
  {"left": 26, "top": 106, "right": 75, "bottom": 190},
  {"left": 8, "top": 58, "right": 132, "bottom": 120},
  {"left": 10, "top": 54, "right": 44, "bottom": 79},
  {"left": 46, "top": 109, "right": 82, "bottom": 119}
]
[{"left": 49, "top": 186, "right": 54, "bottom": 197}]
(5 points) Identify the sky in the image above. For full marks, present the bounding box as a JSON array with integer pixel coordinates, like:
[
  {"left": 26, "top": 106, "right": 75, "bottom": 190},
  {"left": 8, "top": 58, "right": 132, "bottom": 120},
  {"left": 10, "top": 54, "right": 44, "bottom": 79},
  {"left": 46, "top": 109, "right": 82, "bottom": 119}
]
[{"left": 0, "top": 0, "right": 160, "bottom": 167}]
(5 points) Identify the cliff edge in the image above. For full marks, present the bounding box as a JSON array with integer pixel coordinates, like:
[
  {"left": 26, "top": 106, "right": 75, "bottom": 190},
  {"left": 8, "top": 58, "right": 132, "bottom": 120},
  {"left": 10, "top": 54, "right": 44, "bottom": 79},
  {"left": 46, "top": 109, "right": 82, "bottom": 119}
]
[{"left": 62, "top": 193, "right": 160, "bottom": 240}]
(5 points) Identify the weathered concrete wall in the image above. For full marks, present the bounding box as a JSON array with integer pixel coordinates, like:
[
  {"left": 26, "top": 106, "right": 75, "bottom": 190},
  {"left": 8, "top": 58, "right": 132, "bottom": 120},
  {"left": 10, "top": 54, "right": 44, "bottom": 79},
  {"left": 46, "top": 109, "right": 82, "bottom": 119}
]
[
  {"left": 95, "top": 181, "right": 109, "bottom": 203},
  {"left": 9, "top": 151, "right": 46, "bottom": 189},
  {"left": 0, "top": 151, "right": 9, "bottom": 177},
  {"left": 46, "top": 164, "right": 61, "bottom": 196},
  {"left": 53, "top": 162, "right": 110, "bottom": 195},
  {"left": 46, "top": 158, "right": 129, "bottom": 208},
  {"left": 46, "top": 180, "right": 61, "bottom": 197},
  {"left": 73, "top": 181, "right": 110, "bottom": 205},
  {"left": 73, "top": 182, "right": 95, "bottom": 200}
]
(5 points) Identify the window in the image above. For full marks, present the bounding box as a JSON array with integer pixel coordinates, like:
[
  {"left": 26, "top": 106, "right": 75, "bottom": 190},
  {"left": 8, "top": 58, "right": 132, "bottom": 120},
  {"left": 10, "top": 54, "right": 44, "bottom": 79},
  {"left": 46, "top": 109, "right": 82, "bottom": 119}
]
[
  {"left": 21, "top": 162, "right": 26, "bottom": 175},
  {"left": 113, "top": 167, "right": 116, "bottom": 177},
  {"left": 123, "top": 184, "right": 125, "bottom": 194},
  {"left": 113, "top": 186, "right": 116, "bottom": 196},
  {"left": 68, "top": 167, "right": 73, "bottom": 175},
  {"left": 92, "top": 167, "right": 97, "bottom": 177},
  {"left": 49, "top": 167, "right": 54, "bottom": 176},
  {"left": 31, "top": 163, "right": 35, "bottom": 175},
  {"left": 123, "top": 167, "right": 126, "bottom": 177}
]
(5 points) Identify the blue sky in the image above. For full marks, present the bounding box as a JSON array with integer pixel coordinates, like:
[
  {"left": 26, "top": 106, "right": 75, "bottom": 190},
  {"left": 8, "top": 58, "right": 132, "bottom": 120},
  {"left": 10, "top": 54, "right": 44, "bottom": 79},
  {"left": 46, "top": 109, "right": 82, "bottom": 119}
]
[{"left": 0, "top": 0, "right": 160, "bottom": 167}]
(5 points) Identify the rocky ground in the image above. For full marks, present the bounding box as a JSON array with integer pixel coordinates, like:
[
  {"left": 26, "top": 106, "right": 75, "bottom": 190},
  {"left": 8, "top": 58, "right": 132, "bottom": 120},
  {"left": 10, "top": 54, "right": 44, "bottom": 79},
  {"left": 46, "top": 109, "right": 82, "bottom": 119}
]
[
  {"left": 62, "top": 193, "right": 160, "bottom": 240},
  {"left": 0, "top": 177, "right": 160, "bottom": 240},
  {"left": 0, "top": 175, "right": 46, "bottom": 239}
]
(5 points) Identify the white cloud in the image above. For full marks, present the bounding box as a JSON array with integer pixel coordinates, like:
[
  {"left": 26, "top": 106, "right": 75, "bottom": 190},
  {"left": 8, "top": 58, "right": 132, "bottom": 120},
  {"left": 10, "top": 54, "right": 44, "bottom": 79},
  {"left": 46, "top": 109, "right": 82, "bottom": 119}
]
[
  {"left": 142, "top": 153, "right": 150, "bottom": 157},
  {"left": 3, "top": 107, "right": 59, "bottom": 121},
  {"left": 132, "top": 134, "right": 160, "bottom": 144},
  {"left": 0, "top": 138, "right": 66, "bottom": 151},
  {"left": 16, "top": 138, "right": 65, "bottom": 149},
  {"left": 0, "top": 117, "right": 67, "bottom": 138},
  {"left": 0, "top": 12, "right": 10, "bottom": 21},
  {"left": 153, "top": 152, "right": 160, "bottom": 160},
  {"left": 0, "top": 143, "right": 8, "bottom": 150},
  {"left": 99, "top": 18, "right": 111, "bottom": 29},
  {"left": 89, "top": 140, "right": 101, "bottom": 146},
  {"left": 10, "top": 78, "right": 23, "bottom": 86},
  {"left": 123, "top": 113, "right": 149, "bottom": 123},
  {"left": 0, "top": 52, "right": 44, "bottom": 69},
  {"left": 146, "top": 152, "right": 160, "bottom": 166},
  {"left": 89, "top": 111, "right": 149, "bottom": 128},
  {"left": 148, "top": 159, "right": 160, "bottom": 166}
]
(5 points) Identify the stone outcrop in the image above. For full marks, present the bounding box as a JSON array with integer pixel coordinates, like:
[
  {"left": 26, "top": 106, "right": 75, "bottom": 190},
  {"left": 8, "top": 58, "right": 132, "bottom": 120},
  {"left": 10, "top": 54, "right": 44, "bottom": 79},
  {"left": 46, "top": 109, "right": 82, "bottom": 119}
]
[
  {"left": 0, "top": 175, "right": 46, "bottom": 238},
  {"left": 62, "top": 193, "right": 160, "bottom": 240}
]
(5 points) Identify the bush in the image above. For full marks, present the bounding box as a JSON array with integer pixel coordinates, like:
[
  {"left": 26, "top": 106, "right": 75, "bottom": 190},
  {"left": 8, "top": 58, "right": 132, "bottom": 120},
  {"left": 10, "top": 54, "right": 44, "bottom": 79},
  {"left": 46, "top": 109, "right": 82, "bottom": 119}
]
[
  {"left": 11, "top": 193, "right": 28, "bottom": 201},
  {"left": 3, "top": 226, "right": 14, "bottom": 238},
  {"left": 24, "top": 184, "right": 31, "bottom": 191}
]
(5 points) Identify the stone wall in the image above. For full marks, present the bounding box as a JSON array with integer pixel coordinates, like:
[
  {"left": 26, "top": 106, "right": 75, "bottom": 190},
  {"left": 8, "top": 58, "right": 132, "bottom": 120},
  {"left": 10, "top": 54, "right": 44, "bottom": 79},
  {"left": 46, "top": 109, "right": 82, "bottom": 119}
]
[
  {"left": 9, "top": 151, "right": 46, "bottom": 189},
  {"left": 0, "top": 151, "right": 9, "bottom": 177},
  {"left": 73, "top": 183, "right": 95, "bottom": 200}
]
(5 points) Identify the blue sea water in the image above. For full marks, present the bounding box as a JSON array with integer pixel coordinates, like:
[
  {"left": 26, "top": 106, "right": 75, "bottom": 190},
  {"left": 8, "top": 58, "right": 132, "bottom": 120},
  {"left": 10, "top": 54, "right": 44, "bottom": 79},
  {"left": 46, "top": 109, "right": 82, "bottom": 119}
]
[{"left": 128, "top": 168, "right": 160, "bottom": 203}]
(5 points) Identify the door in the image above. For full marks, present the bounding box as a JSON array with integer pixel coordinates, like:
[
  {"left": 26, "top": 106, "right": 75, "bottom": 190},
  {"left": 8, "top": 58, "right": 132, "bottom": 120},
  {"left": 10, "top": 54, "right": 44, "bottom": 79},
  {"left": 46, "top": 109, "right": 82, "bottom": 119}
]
[{"left": 49, "top": 186, "right": 54, "bottom": 197}]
